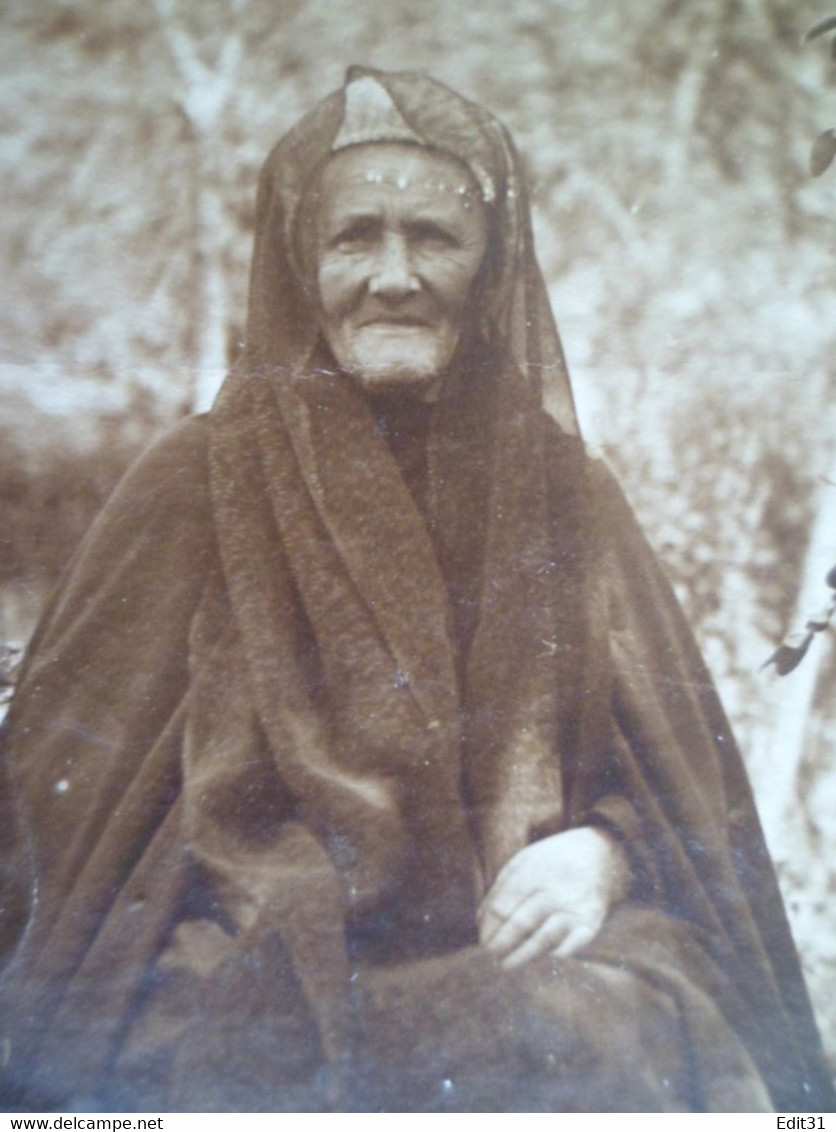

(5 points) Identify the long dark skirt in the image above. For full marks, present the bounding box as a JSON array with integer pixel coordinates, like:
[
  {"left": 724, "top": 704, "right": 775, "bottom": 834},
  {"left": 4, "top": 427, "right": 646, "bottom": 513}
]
[{"left": 108, "top": 904, "right": 771, "bottom": 1112}]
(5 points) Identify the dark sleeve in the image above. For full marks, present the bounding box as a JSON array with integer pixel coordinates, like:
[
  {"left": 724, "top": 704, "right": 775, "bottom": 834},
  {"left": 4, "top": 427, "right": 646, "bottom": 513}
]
[
  {"left": 3, "top": 415, "right": 215, "bottom": 921},
  {"left": 581, "top": 453, "right": 729, "bottom": 909},
  {"left": 542, "top": 423, "right": 662, "bottom": 901},
  {"left": 585, "top": 793, "right": 663, "bottom": 901}
]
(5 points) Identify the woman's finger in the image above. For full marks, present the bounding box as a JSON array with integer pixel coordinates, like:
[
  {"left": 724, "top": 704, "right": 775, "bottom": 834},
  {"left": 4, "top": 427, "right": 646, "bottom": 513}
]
[
  {"left": 552, "top": 919, "right": 600, "bottom": 959},
  {"left": 481, "top": 888, "right": 553, "bottom": 956},
  {"left": 477, "top": 872, "right": 534, "bottom": 940},
  {"left": 501, "top": 912, "right": 570, "bottom": 970},
  {"left": 477, "top": 863, "right": 526, "bottom": 924},
  {"left": 480, "top": 848, "right": 524, "bottom": 910}
]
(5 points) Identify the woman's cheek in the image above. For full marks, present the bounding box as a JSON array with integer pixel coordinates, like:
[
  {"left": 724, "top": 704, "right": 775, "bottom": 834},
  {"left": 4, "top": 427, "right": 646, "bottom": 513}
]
[{"left": 318, "top": 258, "right": 359, "bottom": 316}]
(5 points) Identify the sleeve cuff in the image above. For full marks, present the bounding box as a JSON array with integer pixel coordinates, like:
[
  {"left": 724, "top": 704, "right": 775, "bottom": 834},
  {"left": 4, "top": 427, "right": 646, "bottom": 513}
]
[{"left": 584, "top": 794, "right": 661, "bottom": 902}]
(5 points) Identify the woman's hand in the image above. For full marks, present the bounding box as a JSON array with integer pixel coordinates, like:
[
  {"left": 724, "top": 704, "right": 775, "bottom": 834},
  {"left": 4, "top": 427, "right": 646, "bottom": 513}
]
[{"left": 478, "top": 826, "right": 630, "bottom": 969}]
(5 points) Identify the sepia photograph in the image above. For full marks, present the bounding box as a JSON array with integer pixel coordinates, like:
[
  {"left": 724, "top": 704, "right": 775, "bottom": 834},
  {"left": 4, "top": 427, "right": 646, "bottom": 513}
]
[{"left": 0, "top": 0, "right": 834, "bottom": 1114}]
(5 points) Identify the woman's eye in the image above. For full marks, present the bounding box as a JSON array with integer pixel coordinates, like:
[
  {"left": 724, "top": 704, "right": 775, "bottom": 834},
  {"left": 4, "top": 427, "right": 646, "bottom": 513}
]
[
  {"left": 410, "top": 223, "right": 458, "bottom": 247},
  {"left": 330, "top": 220, "right": 378, "bottom": 248}
]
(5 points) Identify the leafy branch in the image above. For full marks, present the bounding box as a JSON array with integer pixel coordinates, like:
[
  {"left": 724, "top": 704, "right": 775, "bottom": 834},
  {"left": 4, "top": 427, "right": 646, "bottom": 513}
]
[{"left": 764, "top": 556, "right": 836, "bottom": 675}]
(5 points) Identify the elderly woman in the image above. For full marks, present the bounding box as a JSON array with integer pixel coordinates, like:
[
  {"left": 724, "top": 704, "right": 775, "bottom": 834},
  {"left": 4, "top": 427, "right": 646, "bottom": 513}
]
[{"left": 0, "top": 67, "right": 831, "bottom": 1112}]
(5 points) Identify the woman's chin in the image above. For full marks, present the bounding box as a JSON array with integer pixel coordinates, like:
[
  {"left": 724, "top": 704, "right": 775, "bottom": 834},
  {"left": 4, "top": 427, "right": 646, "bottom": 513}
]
[
  {"left": 333, "top": 330, "right": 456, "bottom": 397},
  {"left": 346, "top": 350, "right": 448, "bottom": 397}
]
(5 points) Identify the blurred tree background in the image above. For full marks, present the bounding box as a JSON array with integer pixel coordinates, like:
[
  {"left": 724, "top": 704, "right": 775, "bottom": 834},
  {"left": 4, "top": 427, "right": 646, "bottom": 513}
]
[{"left": 1, "top": 0, "right": 835, "bottom": 1071}]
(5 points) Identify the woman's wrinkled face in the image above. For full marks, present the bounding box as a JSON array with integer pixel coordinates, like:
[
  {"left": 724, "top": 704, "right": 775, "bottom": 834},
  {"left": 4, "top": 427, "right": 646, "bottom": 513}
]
[{"left": 315, "top": 144, "right": 488, "bottom": 396}]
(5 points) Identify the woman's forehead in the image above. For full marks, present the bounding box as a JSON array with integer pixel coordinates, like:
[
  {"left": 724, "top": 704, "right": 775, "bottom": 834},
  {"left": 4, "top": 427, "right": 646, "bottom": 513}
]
[{"left": 317, "top": 144, "right": 485, "bottom": 218}]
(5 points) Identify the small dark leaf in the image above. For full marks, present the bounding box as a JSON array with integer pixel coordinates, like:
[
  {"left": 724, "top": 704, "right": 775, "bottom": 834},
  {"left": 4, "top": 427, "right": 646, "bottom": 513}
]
[
  {"left": 826, "top": 563, "right": 836, "bottom": 589},
  {"left": 762, "top": 631, "right": 815, "bottom": 676},
  {"left": 811, "top": 129, "right": 836, "bottom": 176},
  {"left": 804, "top": 15, "right": 836, "bottom": 43}
]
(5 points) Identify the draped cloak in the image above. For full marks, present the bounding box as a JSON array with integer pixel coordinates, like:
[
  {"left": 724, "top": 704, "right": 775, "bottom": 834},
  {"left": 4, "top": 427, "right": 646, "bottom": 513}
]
[{"left": 0, "top": 67, "right": 832, "bottom": 1112}]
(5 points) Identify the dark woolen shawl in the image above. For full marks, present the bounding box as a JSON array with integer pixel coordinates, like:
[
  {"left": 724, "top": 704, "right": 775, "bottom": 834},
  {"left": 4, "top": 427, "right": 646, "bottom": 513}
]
[
  {"left": 206, "top": 65, "right": 586, "bottom": 916},
  {"left": 0, "top": 68, "right": 831, "bottom": 1111}
]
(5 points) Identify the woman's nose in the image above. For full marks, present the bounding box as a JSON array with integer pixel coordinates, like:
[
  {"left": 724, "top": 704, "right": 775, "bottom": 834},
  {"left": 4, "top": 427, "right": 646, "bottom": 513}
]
[{"left": 368, "top": 234, "right": 420, "bottom": 299}]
